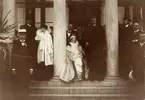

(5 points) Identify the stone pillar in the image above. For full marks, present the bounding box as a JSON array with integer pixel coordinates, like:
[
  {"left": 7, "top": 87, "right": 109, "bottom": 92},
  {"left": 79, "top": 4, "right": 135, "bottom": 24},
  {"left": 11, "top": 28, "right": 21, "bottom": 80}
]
[
  {"left": 17, "top": 8, "right": 26, "bottom": 28},
  {"left": 129, "top": 6, "right": 133, "bottom": 21},
  {"left": 2, "top": 0, "right": 16, "bottom": 72},
  {"left": 124, "top": 6, "right": 130, "bottom": 18},
  {"left": 2, "top": 0, "right": 16, "bottom": 37},
  {"left": 54, "top": 0, "right": 67, "bottom": 77},
  {"left": 101, "top": 0, "right": 105, "bottom": 26},
  {"left": 105, "top": 0, "right": 119, "bottom": 78}
]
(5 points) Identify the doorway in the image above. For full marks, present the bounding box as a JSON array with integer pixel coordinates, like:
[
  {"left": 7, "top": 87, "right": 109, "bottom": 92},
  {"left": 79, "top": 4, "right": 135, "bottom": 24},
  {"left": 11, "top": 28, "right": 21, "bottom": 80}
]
[
  {"left": 25, "top": 0, "right": 53, "bottom": 27},
  {"left": 68, "top": 1, "right": 101, "bottom": 28}
]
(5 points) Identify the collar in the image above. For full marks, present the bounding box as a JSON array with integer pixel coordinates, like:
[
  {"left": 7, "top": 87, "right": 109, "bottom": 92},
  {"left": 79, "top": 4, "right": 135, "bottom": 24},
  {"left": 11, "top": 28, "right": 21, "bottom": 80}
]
[
  {"left": 134, "top": 29, "right": 139, "bottom": 33},
  {"left": 132, "top": 39, "right": 138, "bottom": 43},
  {"left": 20, "top": 39, "right": 26, "bottom": 43},
  {"left": 27, "top": 24, "right": 31, "bottom": 27},
  {"left": 140, "top": 42, "right": 145, "bottom": 46},
  {"left": 92, "top": 24, "right": 96, "bottom": 27},
  {"left": 125, "top": 24, "right": 129, "bottom": 28},
  {"left": 70, "top": 41, "right": 79, "bottom": 46}
]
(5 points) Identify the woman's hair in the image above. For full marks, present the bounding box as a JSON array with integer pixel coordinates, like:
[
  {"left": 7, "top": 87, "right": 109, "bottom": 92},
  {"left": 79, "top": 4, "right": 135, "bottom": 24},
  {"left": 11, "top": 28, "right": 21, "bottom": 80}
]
[
  {"left": 40, "top": 24, "right": 48, "bottom": 29},
  {"left": 67, "top": 31, "right": 80, "bottom": 46},
  {"left": 50, "top": 26, "right": 53, "bottom": 30},
  {"left": 69, "top": 31, "right": 79, "bottom": 42}
]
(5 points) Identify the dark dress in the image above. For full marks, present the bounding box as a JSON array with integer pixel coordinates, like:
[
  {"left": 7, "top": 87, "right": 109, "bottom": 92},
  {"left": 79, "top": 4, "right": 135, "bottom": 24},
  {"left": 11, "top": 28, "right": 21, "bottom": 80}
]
[
  {"left": 11, "top": 40, "right": 31, "bottom": 100},
  {"left": 83, "top": 24, "right": 106, "bottom": 80}
]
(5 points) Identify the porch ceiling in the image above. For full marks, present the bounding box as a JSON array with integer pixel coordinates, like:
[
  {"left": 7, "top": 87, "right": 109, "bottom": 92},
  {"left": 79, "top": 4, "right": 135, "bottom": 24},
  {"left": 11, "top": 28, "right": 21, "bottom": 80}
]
[{"left": 16, "top": 0, "right": 144, "bottom": 4}]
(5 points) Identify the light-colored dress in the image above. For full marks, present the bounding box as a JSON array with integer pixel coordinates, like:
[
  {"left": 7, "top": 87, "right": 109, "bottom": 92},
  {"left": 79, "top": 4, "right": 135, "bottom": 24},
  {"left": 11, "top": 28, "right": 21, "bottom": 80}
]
[
  {"left": 68, "top": 42, "right": 83, "bottom": 73},
  {"left": 35, "top": 29, "right": 53, "bottom": 66},
  {"left": 60, "top": 41, "right": 89, "bottom": 83},
  {"left": 59, "top": 50, "right": 75, "bottom": 82}
]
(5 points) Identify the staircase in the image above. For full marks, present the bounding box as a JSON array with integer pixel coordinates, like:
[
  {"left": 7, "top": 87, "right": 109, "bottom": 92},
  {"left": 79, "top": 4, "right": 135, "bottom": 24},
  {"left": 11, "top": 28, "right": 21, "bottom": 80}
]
[{"left": 29, "top": 79, "right": 133, "bottom": 100}]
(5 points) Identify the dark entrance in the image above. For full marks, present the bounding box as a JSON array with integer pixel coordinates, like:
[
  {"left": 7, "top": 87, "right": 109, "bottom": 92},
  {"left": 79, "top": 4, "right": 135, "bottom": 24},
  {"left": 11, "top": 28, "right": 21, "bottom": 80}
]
[
  {"left": 25, "top": 0, "right": 53, "bottom": 25},
  {"left": 68, "top": 1, "right": 101, "bottom": 27}
]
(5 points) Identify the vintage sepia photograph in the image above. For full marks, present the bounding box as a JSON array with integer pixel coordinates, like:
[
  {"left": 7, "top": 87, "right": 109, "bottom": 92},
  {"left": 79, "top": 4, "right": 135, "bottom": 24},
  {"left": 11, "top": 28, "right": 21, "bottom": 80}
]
[{"left": 0, "top": 0, "right": 144, "bottom": 100}]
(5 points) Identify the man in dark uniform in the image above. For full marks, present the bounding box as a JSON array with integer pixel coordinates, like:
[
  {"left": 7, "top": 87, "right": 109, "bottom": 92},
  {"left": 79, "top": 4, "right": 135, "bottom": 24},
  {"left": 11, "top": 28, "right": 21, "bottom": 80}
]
[
  {"left": 83, "top": 17, "right": 106, "bottom": 81},
  {"left": 11, "top": 29, "right": 32, "bottom": 100},
  {"left": 119, "top": 18, "right": 133, "bottom": 79}
]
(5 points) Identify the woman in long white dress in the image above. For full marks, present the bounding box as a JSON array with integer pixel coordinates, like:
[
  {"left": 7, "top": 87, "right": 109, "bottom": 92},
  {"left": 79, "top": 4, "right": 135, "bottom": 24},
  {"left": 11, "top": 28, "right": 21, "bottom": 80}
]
[
  {"left": 35, "top": 25, "right": 53, "bottom": 67},
  {"left": 60, "top": 33, "right": 88, "bottom": 83}
]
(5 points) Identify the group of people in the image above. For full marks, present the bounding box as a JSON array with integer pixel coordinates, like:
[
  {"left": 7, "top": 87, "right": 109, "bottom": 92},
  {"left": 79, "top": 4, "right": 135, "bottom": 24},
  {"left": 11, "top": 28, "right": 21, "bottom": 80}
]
[
  {"left": 119, "top": 17, "right": 145, "bottom": 84},
  {"left": 60, "top": 17, "right": 106, "bottom": 82},
  {"left": 11, "top": 17, "right": 106, "bottom": 83},
  {"left": 11, "top": 21, "right": 54, "bottom": 78},
  {"left": 11, "top": 16, "right": 144, "bottom": 84},
  {"left": 119, "top": 19, "right": 145, "bottom": 100}
]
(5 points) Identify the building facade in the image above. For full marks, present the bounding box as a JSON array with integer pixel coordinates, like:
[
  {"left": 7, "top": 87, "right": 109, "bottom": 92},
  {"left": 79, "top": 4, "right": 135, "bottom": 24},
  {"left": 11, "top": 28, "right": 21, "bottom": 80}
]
[{"left": 1, "top": 0, "right": 145, "bottom": 100}]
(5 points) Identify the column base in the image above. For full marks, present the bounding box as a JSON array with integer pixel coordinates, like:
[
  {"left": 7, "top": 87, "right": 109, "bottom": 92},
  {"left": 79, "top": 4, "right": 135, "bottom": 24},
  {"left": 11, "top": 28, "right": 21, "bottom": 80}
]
[
  {"left": 103, "top": 76, "right": 130, "bottom": 86},
  {"left": 50, "top": 76, "right": 60, "bottom": 81},
  {"left": 105, "top": 76, "right": 120, "bottom": 80}
]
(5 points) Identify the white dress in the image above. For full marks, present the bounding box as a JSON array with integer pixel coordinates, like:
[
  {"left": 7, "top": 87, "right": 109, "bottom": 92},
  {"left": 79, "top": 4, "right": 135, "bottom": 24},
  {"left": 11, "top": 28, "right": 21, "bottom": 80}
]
[
  {"left": 35, "top": 29, "right": 53, "bottom": 66},
  {"left": 60, "top": 41, "right": 89, "bottom": 82},
  {"left": 68, "top": 42, "right": 83, "bottom": 73}
]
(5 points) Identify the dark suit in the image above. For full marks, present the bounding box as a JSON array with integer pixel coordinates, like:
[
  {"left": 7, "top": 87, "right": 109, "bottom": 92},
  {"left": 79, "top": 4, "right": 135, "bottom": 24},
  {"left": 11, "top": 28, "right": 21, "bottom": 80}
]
[
  {"left": 131, "top": 41, "right": 145, "bottom": 100},
  {"left": 131, "top": 41, "right": 145, "bottom": 84},
  {"left": 11, "top": 40, "right": 31, "bottom": 100},
  {"left": 119, "top": 24, "right": 133, "bottom": 79},
  {"left": 20, "top": 24, "right": 37, "bottom": 57},
  {"left": 83, "top": 24, "right": 106, "bottom": 80}
]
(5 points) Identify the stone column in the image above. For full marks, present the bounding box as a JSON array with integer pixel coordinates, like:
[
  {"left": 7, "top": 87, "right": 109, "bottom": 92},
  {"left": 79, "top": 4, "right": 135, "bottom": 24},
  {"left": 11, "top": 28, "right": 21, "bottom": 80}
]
[
  {"left": 17, "top": 8, "right": 26, "bottom": 28},
  {"left": 54, "top": 0, "right": 67, "bottom": 77},
  {"left": 129, "top": 6, "right": 133, "bottom": 21},
  {"left": 2, "top": 0, "right": 16, "bottom": 37},
  {"left": 105, "top": 0, "right": 119, "bottom": 78},
  {"left": 2, "top": 0, "right": 16, "bottom": 71},
  {"left": 124, "top": 6, "right": 130, "bottom": 18}
]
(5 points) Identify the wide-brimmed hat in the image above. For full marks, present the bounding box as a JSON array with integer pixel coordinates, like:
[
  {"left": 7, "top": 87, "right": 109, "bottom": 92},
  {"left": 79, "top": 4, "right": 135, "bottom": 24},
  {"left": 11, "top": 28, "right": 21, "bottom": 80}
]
[
  {"left": 18, "top": 29, "right": 27, "bottom": 33},
  {"left": 134, "top": 22, "right": 139, "bottom": 26}
]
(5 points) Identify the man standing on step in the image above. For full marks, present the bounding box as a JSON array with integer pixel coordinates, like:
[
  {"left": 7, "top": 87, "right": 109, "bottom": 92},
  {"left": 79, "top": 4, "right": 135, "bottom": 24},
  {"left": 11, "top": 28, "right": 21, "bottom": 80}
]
[{"left": 83, "top": 17, "right": 106, "bottom": 81}]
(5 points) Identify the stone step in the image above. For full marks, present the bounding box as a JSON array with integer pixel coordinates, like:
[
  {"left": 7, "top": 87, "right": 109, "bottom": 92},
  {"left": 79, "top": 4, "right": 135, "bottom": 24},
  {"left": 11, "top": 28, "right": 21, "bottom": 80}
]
[
  {"left": 30, "top": 80, "right": 130, "bottom": 87},
  {"left": 29, "top": 80, "right": 133, "bottom": 100},
  {"left": 29, "top": 95, "right": 132, "bottom": 100},
  {"left": 29, "top": 86, "right": 130, "bottom": 94}
]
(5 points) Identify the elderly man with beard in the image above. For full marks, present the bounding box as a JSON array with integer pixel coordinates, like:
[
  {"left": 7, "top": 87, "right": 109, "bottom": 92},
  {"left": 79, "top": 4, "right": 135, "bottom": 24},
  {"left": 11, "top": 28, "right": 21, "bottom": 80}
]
[{"left": 83, "top": 17, "right": 106, "bottom": 81}]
